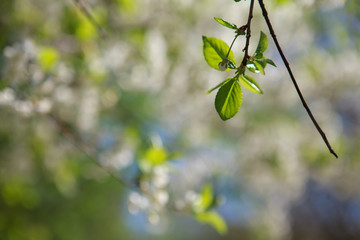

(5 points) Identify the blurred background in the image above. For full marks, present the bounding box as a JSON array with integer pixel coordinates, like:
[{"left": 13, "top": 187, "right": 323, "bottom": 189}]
[{"left": 1, "top": 0, "right": 360, "bottom": 239}]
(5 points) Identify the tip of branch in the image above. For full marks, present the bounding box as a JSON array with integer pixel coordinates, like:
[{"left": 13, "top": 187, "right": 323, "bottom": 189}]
[{"left": 331, "top": 150, "right": 339, "bottom": 159}]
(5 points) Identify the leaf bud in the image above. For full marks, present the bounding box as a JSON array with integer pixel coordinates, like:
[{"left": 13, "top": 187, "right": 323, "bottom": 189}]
[{"left": 218, "top": 58, "right": 229, "bottom": 71}]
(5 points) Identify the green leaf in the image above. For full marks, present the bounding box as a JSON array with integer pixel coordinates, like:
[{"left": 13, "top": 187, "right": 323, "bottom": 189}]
[
  {"left": 246, "top": 60, "right": 265, "bottom": 74},
  {"left": 145, "top": 147, "right": 167, "bottom": 165},
  {"left": 253, "top": 61, "right": 265, "bottom": 75},
  {"left": 196, "top": 211, "right": 228, "bottom": 235},
  {"left": 246, "top": 61, "right": 257, "bottom": 73},
  {"left": 240, "top": 75, "right": 263, "bottom": 94},
  {"left": 215, "top": 78, "right": 242, "bottom": 120},
  {"left": 193, "top": 183, "right": 214, "bottom": 213},
  {"left": 227, "top": 60, "right": 236, "bottom": 69},
  {"left": 254, "top": 31, "right": 268, "bottom": 58},
  {"left": 139, "top": 146, "right": 169, "bottom": 172},
  {"left": 202, "top": 36, "right": 236, "bottom": 71},
  {"left": 207, "top": 78, "right": 232, "bottom": 94},
  {"left": 37, "top": 46, "right": 59, "bottom": 71},
  {"left": 260, "top": 58, "right": 277, "bottom": 67},
  {"left": 214, "top": 17, "right": 237, "bottom": 30},
  {"left": 247, "top": 58, "right": 276, "bottom": 75}
]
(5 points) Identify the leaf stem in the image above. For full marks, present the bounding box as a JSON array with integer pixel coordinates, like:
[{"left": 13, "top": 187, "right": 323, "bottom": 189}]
[
  {"left": 257, "top": 0, "right": 338, "bottom": 158},
  {"left": 226, "top": 34, "right": 239, "bottom": 58}
]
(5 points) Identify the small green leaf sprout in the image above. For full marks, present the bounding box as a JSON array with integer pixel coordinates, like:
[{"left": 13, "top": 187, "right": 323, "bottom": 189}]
[
  {"left": 203, "top": 17, "right": 275, "bottom": 120},
  {"left": 214, "top": 17, "right": 237, "bottom": 30},
  {"left": 192, "top": 183, "right": 227, "bottom": 235}
]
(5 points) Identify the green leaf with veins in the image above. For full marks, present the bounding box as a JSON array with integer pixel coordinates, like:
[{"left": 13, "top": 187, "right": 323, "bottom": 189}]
[
  {"left": 240, "top": 75, "right": 263, "bottom": 94},
  {"left": 202, "top": 36, "right": 236, "bottom": 71},
  {"left": 214, "top": 17, "right": 237, "bottom": 30},
  {"left": 215, "top": 78, "right": 242, "bottom": 120},
  {"left": 254, "top": 31, "right": 268, "bottom": 58},
  {"left": 207, "top": 78, "right": 232, "bottom": 94}
]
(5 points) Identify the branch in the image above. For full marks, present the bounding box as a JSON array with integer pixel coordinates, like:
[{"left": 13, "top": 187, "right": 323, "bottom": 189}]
[
  {"left": 257, "top": 0, "right": 338, "bottom": 158},
  {"left": 73, "top": 0, "right": 107, "bottom": 38},
  {"left": 240, "top": 0, "right": 256, "bottom": 69},
  {"left": 46, "top": 113, "right": 137, "bottom": 188}
]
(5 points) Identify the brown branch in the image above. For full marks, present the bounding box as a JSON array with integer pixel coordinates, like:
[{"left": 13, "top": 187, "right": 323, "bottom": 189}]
[
  {"left": 240, "top": 0, "right": 256, "bottom": 69},
  {"left": 257, "top": 0, "right": 338, "bottom": 158}
]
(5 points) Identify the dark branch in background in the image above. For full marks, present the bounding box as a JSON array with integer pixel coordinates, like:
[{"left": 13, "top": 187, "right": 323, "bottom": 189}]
[
  {"left": 241, "top": 0, "right": 256, "bottom": 68},
  {"left": 46, "top": 113, "right": 188, "bottom": 214},
  {"left": 73, "top": 0, "right": 107, "bottom": 38},
  {"left": 257, "top": 0, "right": 338, "bottom": 158},
  {"left": 46, "top": 113, "right": 136, "bottom": 188}
]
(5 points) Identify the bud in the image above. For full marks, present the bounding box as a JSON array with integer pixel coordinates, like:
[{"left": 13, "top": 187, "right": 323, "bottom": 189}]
[{"left": 218, "top": 58, "right": 229, "bottom": 71}]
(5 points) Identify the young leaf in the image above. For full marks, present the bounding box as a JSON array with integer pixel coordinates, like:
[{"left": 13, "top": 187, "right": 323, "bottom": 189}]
[
  {"left": 202, "top": 36, "right": 236, "bottom": 71},
  {"left": 247, "top": 58, "right": 276, "bottom": 74},
  {"left": 195, "top": 211, "right": 228, "bottom": 235},
  {"left": 215, "top": 78, "right": 242, "bottom": 120},
  {"left": 139, "top": 146, "right": 169, "bottom": 172},
  {"left": 193, "top": 183, "right": 214, "bottom": 213},
  {"left": 145, "top": 146, "right": 168, "bottom": 165},
  {"left": 246, "top": 60, "right": 264, "bottom": 74},
  {"left": 37, "top": 46, "right": 59, "bottom": 71},
  {"left": 207, "top": 78, "right": 232, "bottom": 94},
  {"left": 253, "top": 61, "right": 265, "bottom": 75},
  {"left": 259, "top": 58, "right": 277, "bottom": 67},
  {"left": 214, "top": 17, "right": 237, "bottom": 30},
  {"left": 227, "top": 60, "right": 236, "bottom": 69},
  {"left": 246, "top": 61, "right": 258, "bottom": 73},
  {"left": 254, "top": 31, "right": 268, "bottom": 58},
  {"left": 240, "top": 75, "right": 263, "bottom": 94}
]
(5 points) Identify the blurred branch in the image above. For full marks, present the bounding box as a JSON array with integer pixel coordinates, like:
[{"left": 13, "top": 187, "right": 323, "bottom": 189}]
[
  {"left": 257, "top": 0, "right": 338, "bottom": 158},
  {"left": 73, "top": 0, "right": 107, "bottom": 38},
  {"left": 46, "top": 112, "right": 137, "bottom": 188}
]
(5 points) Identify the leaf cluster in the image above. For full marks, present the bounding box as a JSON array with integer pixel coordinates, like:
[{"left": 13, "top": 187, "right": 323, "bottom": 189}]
[{"left": 203, "top": 18, "right": 276, "bottom": 120}]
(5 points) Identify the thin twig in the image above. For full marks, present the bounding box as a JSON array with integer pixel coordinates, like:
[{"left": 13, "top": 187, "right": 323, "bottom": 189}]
[
  {"left": 46, "top": 113, "right": 137, "bottom": 188},
  {"left": 73, "top": 0, "right": 107, "bottom": 38},
  {"left": 257, "top": 0, "right": 338, "bottom": 158},
  {"left": 241, "top": 0, "right": 255, "bottom": 68}
]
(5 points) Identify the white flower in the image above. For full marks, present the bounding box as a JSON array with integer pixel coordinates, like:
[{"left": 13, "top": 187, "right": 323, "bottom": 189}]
[
  {"left": 152, "top": 166, "right": 169, "bottom": 188},
  {"left": 128, "top": 192, "right": 150, "bottom": 214},
  {"left": 154, "top": 190, "right": 169, "bottom": 207},
  {"left": 147, "top": 211, "right": 160, "bottom": 225}
]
